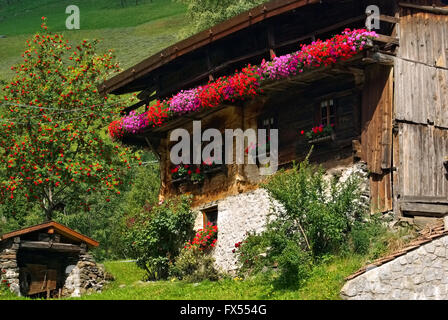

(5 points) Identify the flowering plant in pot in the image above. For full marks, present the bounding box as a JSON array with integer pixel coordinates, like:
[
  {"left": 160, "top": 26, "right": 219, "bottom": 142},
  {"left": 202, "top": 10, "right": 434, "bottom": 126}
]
[
  {"left": 301, "top": 124, "right": 334, "bottom": 143},
  {"left": 190, "top": 167, "right": 205, "bottom": 184},
  {"left": 202, "top": 158, "right": 223, "bottom": 173},
  {"left": 171, "top": 164, "right": 190, "bottom": 181}
]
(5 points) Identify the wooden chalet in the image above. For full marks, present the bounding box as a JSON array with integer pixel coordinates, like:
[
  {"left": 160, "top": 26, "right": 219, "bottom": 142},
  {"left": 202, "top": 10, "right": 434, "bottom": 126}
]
[
  {"left": 101, "top": 0, "right": 448, "bottom": 226},
  {"left": 0, "top": 221, "right": 99, "bottom": 297}
]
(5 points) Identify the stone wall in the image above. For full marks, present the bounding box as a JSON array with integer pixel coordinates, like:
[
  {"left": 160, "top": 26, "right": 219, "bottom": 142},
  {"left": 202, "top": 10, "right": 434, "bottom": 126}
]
[
  {"left": 62, "top": 252, "right": 111, "bottom": 297},
  {"left": 194, "top": 188, "right": 274, "bottom": 273},
  {"left": 0, "top": 238, "right": 20, "bottom": 295},
  {"left": 341, "top": 235, "right": 448, "bottom": 300}
]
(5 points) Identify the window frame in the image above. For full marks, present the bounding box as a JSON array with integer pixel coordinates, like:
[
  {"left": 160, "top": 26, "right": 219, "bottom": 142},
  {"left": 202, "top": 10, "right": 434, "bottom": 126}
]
[
  {"left": 202, "top": 206, "right": 218, "bottom": 228},
  {"left": 317, "top": 98, "right": 337, "bottom": 127}
]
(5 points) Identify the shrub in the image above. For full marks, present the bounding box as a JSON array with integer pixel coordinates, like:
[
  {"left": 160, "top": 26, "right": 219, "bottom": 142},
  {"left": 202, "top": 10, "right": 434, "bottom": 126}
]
[
  {"left": 233, "top": 231, "right": 271, "bottom": 275},
  {"left": 170, "top": 247, "right": 220, "bottom": 282},
  {"left": 235, "top": 154, "right": 367, "bottom": 287},
  {"left": 125, "top": 196, "right": 196, "bottom": 280},
  {"left": 262, "top": 156, "right": 364, "bottom": 258}
]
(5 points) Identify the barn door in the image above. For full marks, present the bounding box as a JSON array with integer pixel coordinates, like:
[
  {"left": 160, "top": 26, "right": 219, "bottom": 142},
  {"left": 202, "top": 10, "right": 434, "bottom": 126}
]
[
  {"left": 361, "top": 64, "right": 394, "bottom": 213},
  {"left": 396, "top": 123, "right": 448, "bottom": 217},
  {"left": 21, "top": 264, "right": 57, "bottom": 296}
]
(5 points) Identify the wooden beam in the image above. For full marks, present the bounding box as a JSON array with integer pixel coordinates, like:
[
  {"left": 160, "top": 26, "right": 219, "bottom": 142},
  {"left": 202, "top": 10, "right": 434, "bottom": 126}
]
[
  {"left": 121, "top": 100, "right": 147, "bottom": 115},
  {"left": 379, "top": 15, "right": 400, "bottom": 24},
  {"left": 363, "top": 52, "right": 395, "bottom": 66},
  {"left": 158, "top": 48, "right": 268, "bottom": 99},
  {"left": 401, "top": 195, "right": 448, "bottom": 204},
  {"left": 374, "top": 34, "right": 399, "bottom": 46},
  {"left": 399, "top": 2, "right": 448, "bottom": 15},
  {"left": 401, "top": 202, "right": 448, "bottom": 216},
  {"left": 20, "top": 241, "right": 81, "bottom": 253},
  {"left": 275, "top": 15, "right": 366, "bottom": 49}
]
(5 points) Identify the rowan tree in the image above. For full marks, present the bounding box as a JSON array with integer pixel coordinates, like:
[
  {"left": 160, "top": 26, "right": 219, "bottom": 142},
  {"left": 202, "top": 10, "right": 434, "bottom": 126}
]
[{"left": 0, "top": 18, "right": 140, "bottom": 221}]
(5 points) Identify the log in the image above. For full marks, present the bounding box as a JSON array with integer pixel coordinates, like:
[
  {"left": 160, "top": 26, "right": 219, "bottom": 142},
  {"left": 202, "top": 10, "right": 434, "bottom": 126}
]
[
  {"left": 20, "top": 241, "right": 81, "bottom": 253},
  {"left": 400, "top": 202, "right": 448, "bottom": 216},
  {"left": 363, "top": 52, "right": 395, "bottom": 66},
  {"left": 398, "top": 3, "right": 448, "bottom": 15}
]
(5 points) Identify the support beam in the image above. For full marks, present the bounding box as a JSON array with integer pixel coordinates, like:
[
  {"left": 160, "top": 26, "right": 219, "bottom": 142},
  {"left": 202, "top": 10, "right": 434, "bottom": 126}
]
[
  {"left": 363, "top": 52, "right": 395, "bottom": 66},
  {"left": 374, "top": 34, "right": 399, "bottom": 46},
  {"left": 379, "top": 15, "right": 400, "bottom": 24},
  {"left": 401, "top": 202, "right": 448, "bottom": 217},
  {"left": 20, "top": 241, "right": 81, "bottom": 253},
  {"left": 399, "top": 2, "right": 448, "bottom": 15},
  {"left": 275, "top": 15, "right": 366, "bottom": 49}
]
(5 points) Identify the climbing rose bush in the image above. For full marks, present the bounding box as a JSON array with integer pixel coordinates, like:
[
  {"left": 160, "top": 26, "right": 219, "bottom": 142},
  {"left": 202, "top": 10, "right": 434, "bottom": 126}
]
[{"left": 109, "top": 29, "right": 378, "bottom": 139}]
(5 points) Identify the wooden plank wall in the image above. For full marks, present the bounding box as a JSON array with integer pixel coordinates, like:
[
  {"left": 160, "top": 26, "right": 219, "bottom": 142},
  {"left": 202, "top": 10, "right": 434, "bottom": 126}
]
[
  {"left": 394, "top": 5, "right": 448, "bottom": 217},
  {"left": 398, "top": 124, "right": 448, "bottom": 198},
  {"left": 361, "top": 64, "right": 394, "bottom": 213}
]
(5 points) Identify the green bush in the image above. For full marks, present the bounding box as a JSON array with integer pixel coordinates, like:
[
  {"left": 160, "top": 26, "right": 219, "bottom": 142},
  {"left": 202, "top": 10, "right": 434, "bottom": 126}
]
[
  {"left": 262, "top": 157, "right": 364, "bottom": 257},
  {"left": 274, "top": 240, "right": 313, "bottom": 288},
  {"left": 235, "top": 155, "right": 368, "bottom": 288},
  {"left": 125, "top": 195, "right": 196, "bottom": 280},
  {"left": 170, "top": 247, "right": 220, "bottom": 282}
]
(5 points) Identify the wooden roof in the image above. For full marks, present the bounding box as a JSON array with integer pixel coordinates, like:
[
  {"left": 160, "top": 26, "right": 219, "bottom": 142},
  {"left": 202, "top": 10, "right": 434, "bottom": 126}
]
[
  {"left": 0, "top": 221, "right": 99, "bottom": 248},
  {"left": 99, "top": 0, "right": 323, "bottom": 96}
]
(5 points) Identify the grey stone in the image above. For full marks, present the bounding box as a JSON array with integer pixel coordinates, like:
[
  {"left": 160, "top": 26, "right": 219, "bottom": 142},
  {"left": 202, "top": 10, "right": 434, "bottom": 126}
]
[
  {"left": 425, "top": 243, "right": 436, "bottom": 254},
  {"left": 423, "top": 268, "right": 436, "bottom": 282},
  {"left": 435, "top": 247, "right": 446, "bottom": 257}
]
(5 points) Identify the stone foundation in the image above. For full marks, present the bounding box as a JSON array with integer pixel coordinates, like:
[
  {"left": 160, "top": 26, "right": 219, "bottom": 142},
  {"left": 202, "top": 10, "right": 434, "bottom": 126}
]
[
  {"left": 62, "top": 253, "right": 110, "bottom": 297},
  {"left": 0, "top": 238, "right": 20, "bottom": 295},
  {"left": 341, "top": 235, "right": 448, "bottom": 300}
]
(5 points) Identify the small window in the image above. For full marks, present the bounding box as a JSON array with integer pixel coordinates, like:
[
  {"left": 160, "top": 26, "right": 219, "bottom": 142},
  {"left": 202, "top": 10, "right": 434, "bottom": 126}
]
[
  {"left": 258, "top": 113, "right": 278, "bottom": 134},
  {"left": 202, "top": 207, "right": 218, "bottom": 228},
  {"left": 320, "top": 99, "right": 336, "bottom": 126}
]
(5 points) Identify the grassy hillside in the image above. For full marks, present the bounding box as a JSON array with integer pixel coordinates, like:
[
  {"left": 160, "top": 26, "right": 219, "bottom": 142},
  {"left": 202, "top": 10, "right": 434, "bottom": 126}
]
[
  {"left": 74, "top": 256, "right": 364, "bottom": 300},
  {"left": 0, "top": 0, "right": 188, "bottom": 80}
]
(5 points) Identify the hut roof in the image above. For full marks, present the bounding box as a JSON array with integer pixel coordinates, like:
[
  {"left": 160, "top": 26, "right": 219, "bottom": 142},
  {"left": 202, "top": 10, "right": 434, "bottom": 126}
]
[{"left": 0, "top": 221, "right": 99, "bottom": 248}]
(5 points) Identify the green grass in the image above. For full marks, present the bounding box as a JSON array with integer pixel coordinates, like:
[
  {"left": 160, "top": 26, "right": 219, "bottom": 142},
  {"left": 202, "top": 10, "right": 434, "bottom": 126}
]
[
  {"left": 0, "top": 0, "right": 188, "bottom": 80},
  {"left": 0, "top": 0, "right": 186, "bottom": 35},
  {"left": 69, "top": 255, "right": 365, "bottom": 300}
]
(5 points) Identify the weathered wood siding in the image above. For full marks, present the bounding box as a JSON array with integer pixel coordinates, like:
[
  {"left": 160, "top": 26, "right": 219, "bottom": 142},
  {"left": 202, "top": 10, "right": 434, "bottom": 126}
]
[
  {"left": 158, "top": 73, "right": 362, "bottom": 206},
  {"left": 361, "top": 64, "right": 394, "bottom": 213},
  {"left": 394, "top": 4, "right": 448, "bottom": 217},
  {"left": 398, "top": 124, "right": 448, "bottom": 198}
]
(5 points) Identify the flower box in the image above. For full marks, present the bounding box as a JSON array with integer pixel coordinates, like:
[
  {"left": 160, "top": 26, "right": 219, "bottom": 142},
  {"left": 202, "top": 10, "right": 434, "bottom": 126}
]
[{"left": 308, "top": 133, "right": 335, "bottom": 144}]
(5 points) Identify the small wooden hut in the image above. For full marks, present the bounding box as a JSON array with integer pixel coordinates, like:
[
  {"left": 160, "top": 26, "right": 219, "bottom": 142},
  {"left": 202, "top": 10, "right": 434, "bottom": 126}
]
[{"left": 0, "top": 221, "right": 102, "bottom": 298}]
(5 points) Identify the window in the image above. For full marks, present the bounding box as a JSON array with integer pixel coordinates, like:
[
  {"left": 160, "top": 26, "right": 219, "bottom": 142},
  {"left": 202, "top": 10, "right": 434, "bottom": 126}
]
[
  {"left": 202, "top": 206, "right": 218, "bottom": 228},
  {"left": 320, "top": 99, "right": 336, "bottom": 126},
  {"left": 258, "top": 113, "right": 278, "bottom": 135}
]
